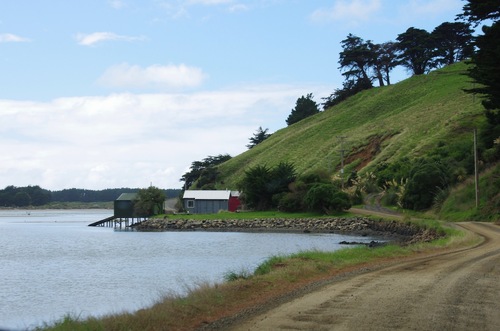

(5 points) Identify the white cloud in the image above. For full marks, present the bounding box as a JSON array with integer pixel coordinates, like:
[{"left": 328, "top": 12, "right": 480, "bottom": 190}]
[
  {"left": 228, "top": 4, "right": 248, "bottom": 12},
  {"left": 0, "top": 84, "right": 331, "bottom": 190},
  {"left": 310, "top": 0, "right": 382, "bottom": 25},
  {"left": 75, "top": 32, "right": 145, "bottom": 46},
  {"left": 399, "top": 0, "right": 462, "bottom": 18},
  {"left": 0, "top": 33, "right": 31, "bottom": 43},
  {"left": 97, "top": 63, "right": 207, "bottom": 90},
  {"left": 109, "top": 0, "right": 126, "bottom": 9}
]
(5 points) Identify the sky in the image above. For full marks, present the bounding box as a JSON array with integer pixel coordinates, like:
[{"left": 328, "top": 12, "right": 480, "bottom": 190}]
[{"left": 0, "top": 0, "right": 467, "bottom": 191}]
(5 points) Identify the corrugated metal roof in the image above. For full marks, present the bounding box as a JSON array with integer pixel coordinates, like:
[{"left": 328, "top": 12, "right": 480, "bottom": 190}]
[
  {"left": 183, "top": 190, "right": 232, "bottom": 200},
  {"left": 116, "top": 193, "right": 138, "bottom": 201}
]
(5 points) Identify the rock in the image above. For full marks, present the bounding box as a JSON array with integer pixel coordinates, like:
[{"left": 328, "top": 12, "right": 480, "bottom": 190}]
[{"left": 132, "top": 216, "right": 444, "bottom": 244}]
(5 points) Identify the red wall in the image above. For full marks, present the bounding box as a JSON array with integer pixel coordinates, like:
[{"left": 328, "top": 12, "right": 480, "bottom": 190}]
[{"left": 228, "top": 196, "right": 241, "bottom": 212}]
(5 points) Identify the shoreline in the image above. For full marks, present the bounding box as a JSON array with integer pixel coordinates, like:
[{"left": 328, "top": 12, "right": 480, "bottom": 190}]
[{"left": 134, "top": 216, "right": 443, "bottom": 244}]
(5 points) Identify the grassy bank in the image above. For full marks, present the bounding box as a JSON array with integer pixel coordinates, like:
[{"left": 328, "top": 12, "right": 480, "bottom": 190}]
[
  {"left": 439, "top": 163, "right": 500, "bottom": 222},
  {"left": 36, "top": 214, "right": 478, "bottom": 331}
]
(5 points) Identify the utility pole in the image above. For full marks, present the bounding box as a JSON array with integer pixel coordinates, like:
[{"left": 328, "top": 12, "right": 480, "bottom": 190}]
[
  {"left": 474, "top": 128, "right": 479, "bottom": 208},
  {"left": 338, "top": 136, "right": 347, "bottom": 189}
]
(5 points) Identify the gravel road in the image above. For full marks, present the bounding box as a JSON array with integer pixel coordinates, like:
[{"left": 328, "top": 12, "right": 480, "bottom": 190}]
[{"left": 228, "top": 222, "right": 500, "bottom": 331}]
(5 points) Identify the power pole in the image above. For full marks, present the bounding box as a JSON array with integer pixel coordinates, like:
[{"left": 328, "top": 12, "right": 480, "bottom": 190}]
[
  {"left": 474, "top": 128, "right": 479, "bottom": 208},
  {"left": 338, "top": 136, "right": 347, "bottom": 189}
]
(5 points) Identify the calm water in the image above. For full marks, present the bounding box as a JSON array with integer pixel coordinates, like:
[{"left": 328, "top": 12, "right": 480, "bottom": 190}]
[{"left": 0, "top": 209, "right": 378, "bottom": 330}]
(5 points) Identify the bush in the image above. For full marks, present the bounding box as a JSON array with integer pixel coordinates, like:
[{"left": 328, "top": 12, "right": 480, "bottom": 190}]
[
  {"left": 277, "top": 192, "right": 304, "bottom": 212},
  {"left": 402, "top": 159, "right": 450, "bottom": 210},
  {"left": 304, "top": 183, "right": 351, "bottom": 214}
]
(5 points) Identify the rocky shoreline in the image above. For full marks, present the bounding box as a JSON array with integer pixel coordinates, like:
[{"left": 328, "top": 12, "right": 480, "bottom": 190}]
[{"left": 133, "top": 216, "right": 443, "bottom": 244}]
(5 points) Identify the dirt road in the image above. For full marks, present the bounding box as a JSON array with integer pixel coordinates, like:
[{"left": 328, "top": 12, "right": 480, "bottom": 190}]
[{"left": 230, "top": 222, "right": 500, "bottom": 331}]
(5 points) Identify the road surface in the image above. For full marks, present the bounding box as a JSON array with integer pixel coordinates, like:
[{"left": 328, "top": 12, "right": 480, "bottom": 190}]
[{"left": 230, "top": 222, "right": 500, "bottom": 331}]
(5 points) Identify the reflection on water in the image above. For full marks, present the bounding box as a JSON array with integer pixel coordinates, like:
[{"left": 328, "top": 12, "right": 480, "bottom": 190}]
[{"left": 0, "top": 209, "right": 378, "bottom": 330}]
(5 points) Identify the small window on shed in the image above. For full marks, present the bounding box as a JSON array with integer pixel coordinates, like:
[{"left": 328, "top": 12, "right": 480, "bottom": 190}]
[{"left": 187, "top": 200, "right": 194, "bottom": 208}]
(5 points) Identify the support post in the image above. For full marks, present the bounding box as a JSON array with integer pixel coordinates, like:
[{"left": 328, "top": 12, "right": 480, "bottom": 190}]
[
  {"left": 474, "top": 128, "right": 479, "bottom": 209},
  {"left": 338, "top": 136, "right": 347, "bottom": 189}
]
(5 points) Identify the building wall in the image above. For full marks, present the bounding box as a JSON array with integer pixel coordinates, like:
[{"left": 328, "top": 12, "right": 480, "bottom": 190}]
[
  {"left": 114, "top": 200, "right": 135, "bottom": 218},
  {"left": 228, "top": 196, "right": 241, "bottom": 212},
  {"left": 184, "top": 199, "right": 229, "bottom": 214}
]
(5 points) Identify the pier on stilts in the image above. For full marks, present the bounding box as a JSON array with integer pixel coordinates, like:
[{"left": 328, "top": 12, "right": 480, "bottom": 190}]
[
  {"left": 88, "top": 216, "right": 148, "bottom": 228},
  {"left": 88, "top": 193, "right": 153, "bottom": 228}
]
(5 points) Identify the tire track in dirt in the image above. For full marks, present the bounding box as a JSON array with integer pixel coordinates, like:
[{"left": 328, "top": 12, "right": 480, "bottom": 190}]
[{"left": 229, "top": 222, "right": 500, "bottom": 331}]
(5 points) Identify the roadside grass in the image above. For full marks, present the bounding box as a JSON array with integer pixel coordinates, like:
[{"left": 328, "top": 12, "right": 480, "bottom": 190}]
[
  {"left": 36, "top": 216, "right": 478, "bottom": 331},
  {"left": 439, "top": 163, "right": 500, "bottom": 222}
]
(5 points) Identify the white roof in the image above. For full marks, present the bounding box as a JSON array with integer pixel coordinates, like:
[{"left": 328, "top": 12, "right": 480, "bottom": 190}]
[{"left": 183, "top": 190, "right": 233, "bottom": 200}]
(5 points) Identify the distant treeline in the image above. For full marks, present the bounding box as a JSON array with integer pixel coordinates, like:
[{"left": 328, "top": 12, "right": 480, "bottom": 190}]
[{"left": 0, "top": 185, "right": 182, "bottom": 207}]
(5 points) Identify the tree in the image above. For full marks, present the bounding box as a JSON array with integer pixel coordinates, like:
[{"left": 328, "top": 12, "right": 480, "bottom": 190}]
[
  {"left": 238, "top": 162, "right": 296, "bottom": 211},
  {"left": 432, "top": 22, "right": 474, "bottom": 66},
  {"left": 303, "top": 183, "right": 351, "bottom": 214},
  {"left": 247, "top": 126, "right": 271, "bottom": 149},
  {"left": 239, "top": 164, "right": 273, "bottom": 210},
  {"left": 402, "top": 159, "right": 450, "bottom": 210},
  {"left": 180, "top": 154, "right": 232, "bottom": 189},
  {"left": 286, "top": 93, "right": 320, "bottom": 126},
  {"left": 459, "top": 0, "right": 500, "bottom": 23},
  {"left": 268, "top": 161, "right": 297, "bottom": 196},
  {"left": 134, "top": 186, "right": 166, "bottom": 217},
  {"left": 321, "top": 78, "right": 372, "bottom": 110},
  {"left": 396, "top": 27, "right": 437, "bottom": 75},
  {"left": 14, "top": 191, "right": 31, "bottom": 207},
  {"left": 338, "top": 34, "right": 374, "bottom": 86},
  {"left": 472, "top": 24, "right": 500, "bottom": 133},
  {"left": 460, "top": 0, "right": 500, "bottom": 154},
  {"left": 373, "top": 41, "right": 399, "bottom": 86}
]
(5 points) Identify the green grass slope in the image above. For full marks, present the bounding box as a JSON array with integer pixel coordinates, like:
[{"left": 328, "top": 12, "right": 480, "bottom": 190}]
[
  {"left": 217, "top": 62, "right": 485, "bottom": 189},
  {"left": 439, "top": 163, "right": 500, "bottom": 221}
]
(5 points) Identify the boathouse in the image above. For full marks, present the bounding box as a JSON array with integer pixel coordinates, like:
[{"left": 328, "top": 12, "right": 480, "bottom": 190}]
[
  {"left": 182, "top": 190, "right": 241, "bottom": 214},
  {"left": 114, "top": 193, "right": 138, "bottom": 218},
  {"left": 89, "top": 193, "right": 141, "bottom": 227}
]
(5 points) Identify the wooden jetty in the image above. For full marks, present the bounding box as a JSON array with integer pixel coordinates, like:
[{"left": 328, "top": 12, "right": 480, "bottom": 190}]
[
  {"left": 88, "top": 216, "right": 147, "bottom": 228},
  {"left": 88, "top": 193, "right": 152, "bottom": 228}
]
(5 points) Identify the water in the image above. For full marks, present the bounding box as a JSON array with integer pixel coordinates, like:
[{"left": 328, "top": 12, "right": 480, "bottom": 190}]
[{"left": 0, "top": 209, "right": 378, "bottom": 330}]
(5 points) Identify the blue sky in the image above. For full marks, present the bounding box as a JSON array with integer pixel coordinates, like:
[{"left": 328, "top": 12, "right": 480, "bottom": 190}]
[{"left": 0, "top": 0, "right": 466, "bottom": 190}]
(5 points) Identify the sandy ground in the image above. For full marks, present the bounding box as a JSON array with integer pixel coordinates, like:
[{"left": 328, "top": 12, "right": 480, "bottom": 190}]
[{"left": 227, "top": 222, "right": 500, "bottom": 331}]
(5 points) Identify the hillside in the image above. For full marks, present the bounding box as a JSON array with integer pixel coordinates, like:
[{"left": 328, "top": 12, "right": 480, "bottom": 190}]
[{"left": 217, "top": 62, "right": 485, "bottom": 189}]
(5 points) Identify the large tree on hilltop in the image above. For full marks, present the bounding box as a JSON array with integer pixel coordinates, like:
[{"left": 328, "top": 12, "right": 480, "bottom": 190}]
[
  {"left": 338, "top": 34, "right": 374, "bottom": 87},
  {"left": 396, "top": 27, "right": 437, "bottom": 75},
  {"left": 372, "top": 41, "right": 399, "bottom": 86},
  {"left": 432, "top": 22, "right": 474, "bottom": 66}
]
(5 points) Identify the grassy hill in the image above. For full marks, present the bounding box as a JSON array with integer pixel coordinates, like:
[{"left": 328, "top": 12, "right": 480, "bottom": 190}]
[{"left": 217, "top": 62, "right": 485, "bottom": 189}]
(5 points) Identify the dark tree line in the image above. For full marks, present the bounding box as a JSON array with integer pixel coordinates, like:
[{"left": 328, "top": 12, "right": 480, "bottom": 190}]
[
  {"left": 0, "top": 185, "right": 51, "bottom": 207},
  {"left": 322, "top": 21, "right": 474, "bottom": 109},
  {"left": 0, "top": 186, "right": 180, "bottom": 207}
]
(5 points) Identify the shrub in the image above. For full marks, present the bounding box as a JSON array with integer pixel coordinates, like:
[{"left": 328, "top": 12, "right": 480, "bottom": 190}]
[
  {"left": 402, "top": 159, "right": 450, "bottom": 210},
  {"left": 303, "top": 183, "right": 351, "bottom": 214}
]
